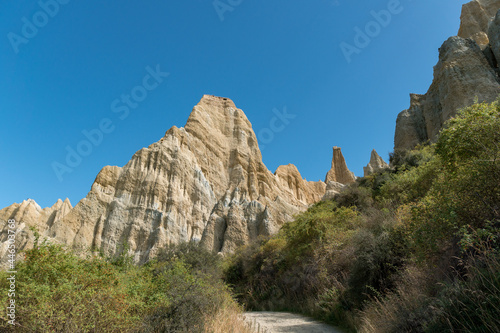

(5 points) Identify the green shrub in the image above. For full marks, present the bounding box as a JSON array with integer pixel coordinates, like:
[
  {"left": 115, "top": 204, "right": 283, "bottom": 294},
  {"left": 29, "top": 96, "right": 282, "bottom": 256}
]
[
  {"left": 425, "top": 252, "right": 500, "bottom": 333},
  {"left": 140, "top": 259, "right": 232, "bottom": 333},
  {"left": 346, "top": 227, "right": 408, "bottom": 308},
  {"left": 0, "top": 241, "right": 139, "bottom": 332},
  {"left": 334, "top": 185, "right": 374, "bottom": 213},
  {"left": 379, "top": 149, "right": 439, "bottom": 207},
  {"left": 390, "top": 144, "right": 434, "bottom": 172},
  {"left": 0, "top": 240, "right": 242, "bottom": 332}
]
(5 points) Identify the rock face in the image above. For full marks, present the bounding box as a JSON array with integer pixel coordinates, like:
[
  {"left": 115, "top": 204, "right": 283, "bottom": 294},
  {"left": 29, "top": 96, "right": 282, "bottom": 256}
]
[
  {"left": 274, "top": 164, "right": 326, "bottom": 204},
  {"left": 325, "top": 146, "right": 356, "bottom": 185},
  {"left": 458, "top": 0, "right": 500, "bottom": 47},
  {"left": 394, "top": 2, "right": 500, "bottom": 151},
  {"left": 363, "top": 150, "right": 389, "bottom": 177},
  {"left": 0, "top": 95, "right": 327, "bottom": 263},
  {"left": 0, "top": 198, "right": 72, "bottom": 263},
  {"left": 322, "top": 181, "right": 346, "bottom": 201}
]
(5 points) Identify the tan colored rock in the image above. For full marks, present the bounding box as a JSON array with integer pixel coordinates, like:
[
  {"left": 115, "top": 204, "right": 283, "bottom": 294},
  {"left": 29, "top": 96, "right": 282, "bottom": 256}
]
[
  {"left": 275, "top": 164, "right": 326, "bottom": 204},
  {"left": 394, "top": 36, "right": 500, "bottom": 151},
  {"left": 1, "top": 95, "right": 326, "bottom": 263},
  {"left": 458, "top": 0, "right": 500, "bottom": 47},
  {"left": 322, "top": 181, "right": 345, "bottom": 201},
  {"left": 325, "top": 147, "right": 356, "bottom": 185},
  {"left": 0, "top": 198, "right": 72, "bottom": 266},
  {"left": 363, "top": 150, "right": 389, "bottom": 177},
  {"left": 395, "top": 1, "right": 500, "bottom": 151}
]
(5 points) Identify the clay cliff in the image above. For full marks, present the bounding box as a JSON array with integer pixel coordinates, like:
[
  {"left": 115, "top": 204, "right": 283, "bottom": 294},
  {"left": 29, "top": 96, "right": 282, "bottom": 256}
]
[
  {"left": 0, "top": 199, "right": 72, "bottom": 261},
  {"left": 394, "top": 0, "right": 500, "bottom": 151},
  {"left": 363, "top": 150, "right": 389, "bottom": 177},
  {"left": 458, "top": 0, "right": 500, "bottom": 46},
  {"left": 325, "top": 146, "right": 356, "bottom": 185},
  {"left": 0, "top": 95, "right": 345, "bottom": 264}
]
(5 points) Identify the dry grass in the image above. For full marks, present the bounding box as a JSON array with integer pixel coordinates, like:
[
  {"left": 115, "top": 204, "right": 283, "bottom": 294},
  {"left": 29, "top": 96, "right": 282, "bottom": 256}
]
[
  {"left": 358, "top": 266, "right": 432, "bottom": 333},
  {"left": 203, "top": 302, "right": 253, "bottom": 333}
]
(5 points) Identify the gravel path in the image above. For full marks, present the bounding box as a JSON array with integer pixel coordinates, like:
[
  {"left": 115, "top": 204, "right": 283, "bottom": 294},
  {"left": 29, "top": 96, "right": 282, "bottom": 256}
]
[{"left": 243, "top": 312, "right": 346, "bottom": 333}]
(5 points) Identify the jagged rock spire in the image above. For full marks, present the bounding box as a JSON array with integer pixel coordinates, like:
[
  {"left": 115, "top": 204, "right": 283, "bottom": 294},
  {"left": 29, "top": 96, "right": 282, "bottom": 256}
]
[
  {"left": 363, "top": 149, "right": 389, "bottom": 177},
  {"left": 324, "top": 146, "right": 356, "bottom": 185}
]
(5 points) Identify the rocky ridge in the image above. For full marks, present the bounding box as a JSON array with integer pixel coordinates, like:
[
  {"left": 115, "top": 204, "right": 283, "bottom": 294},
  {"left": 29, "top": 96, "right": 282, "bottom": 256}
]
[
  {"left": 394, "top": 0, "right": 500, "bottom": 151},
  {"left": 0, "top": 198, "right": 72, "bottom": 261},
  {"left": 0, "top": 95, "right": 354, "bottom": 264}
]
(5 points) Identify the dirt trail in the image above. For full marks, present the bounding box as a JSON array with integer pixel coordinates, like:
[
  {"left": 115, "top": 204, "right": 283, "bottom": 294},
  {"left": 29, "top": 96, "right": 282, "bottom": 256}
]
[{"left": 243, "top": 312, "right": 346, "bottom": 333}]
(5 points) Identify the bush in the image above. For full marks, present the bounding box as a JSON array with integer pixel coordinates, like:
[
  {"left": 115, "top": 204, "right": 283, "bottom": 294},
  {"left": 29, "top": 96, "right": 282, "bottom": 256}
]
[
  {"left": 390, "top": 144, "right": 434, "bottom": 172},
  {"left": 334, "top": 185, "right": 374, "bottom": 213},
  {"left": 0, "top": 239, "right": 246, "bottom": 332},
  {"left": 346, "top": 227, "right": 407, "bottom": 308},
  {"left": 140, "top": 260, "right": 231, "bottom": 333},
  {"left": 0, "top": 240, "right": 138, "bottom": 332},
  {"left": 425, "top": 252, "right": 500, "bottom": 333},
  {"left": 379, "top": 147, "right": 439, "bottom": 207}
]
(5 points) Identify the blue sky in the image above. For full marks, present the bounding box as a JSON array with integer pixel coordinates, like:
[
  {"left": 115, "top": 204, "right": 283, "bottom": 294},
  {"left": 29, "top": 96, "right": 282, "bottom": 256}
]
[{"left": 0, "top": 0, "right": 470, "bottom": 208}]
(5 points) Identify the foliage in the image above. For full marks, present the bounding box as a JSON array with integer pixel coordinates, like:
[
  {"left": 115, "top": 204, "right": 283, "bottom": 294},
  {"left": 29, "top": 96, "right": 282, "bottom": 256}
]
[
  {"left": 0, "top": 240, "right": 245, "bottom": 332},
  {"left": 0, "top": 240, "right": 136, "bottom": 332},
  {"left": 225, "top": 100, "right": 500, "bottom": 333}
]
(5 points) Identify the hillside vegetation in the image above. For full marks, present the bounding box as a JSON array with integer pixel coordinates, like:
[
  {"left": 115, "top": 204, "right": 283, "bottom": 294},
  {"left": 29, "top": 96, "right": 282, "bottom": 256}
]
[
  {"left": 224, "top": 100, "right": 500, "bottom": 332},
  {"left": 0, "top": 237, "right": 251, "bottom": 332}
]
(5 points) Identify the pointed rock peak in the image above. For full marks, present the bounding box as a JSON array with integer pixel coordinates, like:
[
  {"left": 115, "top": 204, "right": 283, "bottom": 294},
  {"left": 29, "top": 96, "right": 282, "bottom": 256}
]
[
  {"left": 274, "top": 163, "right": 300, "bottom": 175},
  {"left": 51, "top": 199, "right": 64, "bottom": 209},
  {"left": 184, "top": 95, "right": 256, "bottom": 139},
  {"left": 183, "top": 94, "right": 261, "bottom": 158},
  {"left": 48, "top": 198, "right": 73, "bottom": 212},
  {"left": 187, "top": 95, "right": 236, "bottom": 126},
  {"left": 199, "top": 94, "right": 236, "bottom": 109},
  {"left": 364, "top": 149, "right": 389, "bottom": 177},
  {"left": 369, "top": 149, "right": 381, "bottom": 162},
  {"left": 21, "top": 198, "right": 42, "bottom": 210},
  {"left": 63, "top": 198, "right": 73, "bottom": 209},
  {"left": 325, "top": 146, "right": 356, "bottom": 185}
]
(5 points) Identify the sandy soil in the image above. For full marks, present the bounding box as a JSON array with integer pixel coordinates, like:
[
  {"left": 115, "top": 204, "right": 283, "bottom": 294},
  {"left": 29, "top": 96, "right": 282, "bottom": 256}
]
[{"left": 243, "top": 312, "right": 346, "bottom": 333}]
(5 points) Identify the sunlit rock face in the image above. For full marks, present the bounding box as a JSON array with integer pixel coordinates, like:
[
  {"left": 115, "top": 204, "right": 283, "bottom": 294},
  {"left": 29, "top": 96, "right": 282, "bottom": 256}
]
[
  {"left": 0, "top": 95, "right": 328, "bottom": 264},
  {"left": 325, "top": 146, "right": 356, "bottom": 185},
  {"left": 0, "top": 198, "right": 73, "bottom": 265},
  {"left": 394, "top": 1, "right": 500, "bottom": 151},
  {"left": 363, "top": 150, "right": 389, "bottom": 177},
  {"left": 458, "top": 0, "right": 500, "bottom": 47}
]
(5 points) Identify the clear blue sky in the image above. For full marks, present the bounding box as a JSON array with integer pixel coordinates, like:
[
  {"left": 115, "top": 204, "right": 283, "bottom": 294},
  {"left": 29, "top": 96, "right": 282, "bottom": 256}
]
[{"left": 0, "top": 0, "right": 469, "bottom": 208}]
